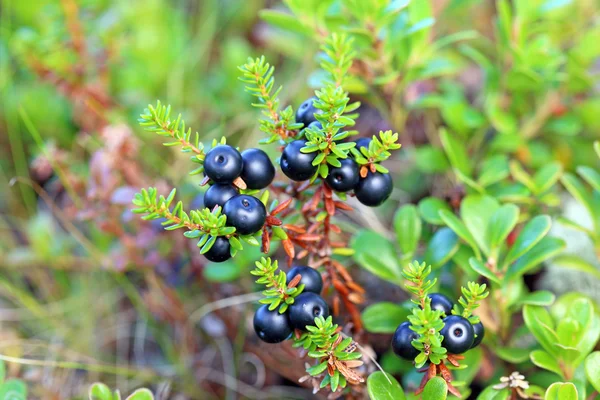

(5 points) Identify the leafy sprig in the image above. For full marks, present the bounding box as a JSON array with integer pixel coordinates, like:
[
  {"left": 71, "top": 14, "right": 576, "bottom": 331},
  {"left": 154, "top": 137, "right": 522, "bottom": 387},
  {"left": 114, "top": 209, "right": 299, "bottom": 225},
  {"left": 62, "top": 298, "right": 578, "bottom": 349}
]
[
  {"left": 351, "top": 130, "right": 402, "bottom": 175},
  {"left": 251, "top": 257, "right": 304, "bottom": 313},
  {"left": 320, "top": 33, "right": 356, "bottom": 88},
  {"left": 132, "top": 188, "right": 259, "bottom": 257},
  {"left": 294, "top": 316, "right": 364, "bottom": 393},
  {"left": 238, "top": 56, "right": 302, "bottom": 143},
  {"left": 403, "top": 261, "right": 447, "bottom": 368},
  {"left": 452, "top": 282, "right": 489, "bottom": 323},
  {"left": 138, "top": 101, "right": 205, "bottom": 175}
]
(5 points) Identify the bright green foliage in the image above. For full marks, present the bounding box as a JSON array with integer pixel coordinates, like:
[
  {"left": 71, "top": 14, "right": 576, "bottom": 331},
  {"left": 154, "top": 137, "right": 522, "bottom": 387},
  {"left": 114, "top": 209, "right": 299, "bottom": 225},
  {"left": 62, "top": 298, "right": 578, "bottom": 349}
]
[
  {"left": 251, "top": 257, "right": 304, "bottom": 313},
  {"left": 294, "top": 316, "right": 363, "bottom": 393},
  {"left": 453, "top": 282, "right": 489, "bottom": 323},
  {"left": 89, "top": 382, "right": 154, "bottom": 400},
  {"left": 350, "top": 130, "right": 402, "bottom": 174}
]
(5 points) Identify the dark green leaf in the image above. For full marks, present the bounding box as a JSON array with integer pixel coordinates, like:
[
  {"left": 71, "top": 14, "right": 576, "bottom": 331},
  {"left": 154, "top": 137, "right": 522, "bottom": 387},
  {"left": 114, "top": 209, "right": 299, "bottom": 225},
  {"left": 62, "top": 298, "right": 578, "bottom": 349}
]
[
  {"left": 366, "top": 372, "right": 406, "bottom": 400},
  {"left": 505, "top": 237, "right": 565, "bottom": 281},
  {"left": 351, "top": 230, "right": 402, "bottom": 285},
  {"left": 469, "top": 258, "right": 501, "bottom": 284},
  {"left": 486, "top": 204, "right": 519, "bottom": 252},
  {"left": 425, "top": 228, "right": 459, "bottom": 268},
  {"left": 440, "top": 128, "right": 472, "bottom": 177},
  {"left": 418, "top": 197, "right": 452, "bottom": 225},
  {"left": 362, "top": 302, "right": 412, "bottom": 334},
  {"left": 503, "top": 215, "right": 551, "bottom": 267},
  {"left": 439, "top": 210, "right": 481, "bottom": 259},
  {"left": 393, "top": 205, "right": 421, "bottom": 256},
  {"left": 461, "top": 195, "right": 500, "bottom": 256}
]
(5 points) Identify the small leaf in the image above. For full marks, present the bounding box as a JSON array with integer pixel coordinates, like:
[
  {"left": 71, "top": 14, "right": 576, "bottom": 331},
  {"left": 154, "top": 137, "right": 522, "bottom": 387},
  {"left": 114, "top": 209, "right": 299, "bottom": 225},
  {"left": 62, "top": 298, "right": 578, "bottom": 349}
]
[
  {"left": 533, "top": 162, "right": 563, "bottom": 194},
  {"left": 425, "top": 228, "right": 460, "bottom": 268},
  {"left": 440, "top": 128, "right": 472, "bottom": 177},
  {"left": 422, "top": 376, "right": 448, "bottom": 400},
  {"left": 551, "top": 255, "right": 600, "bottom": 280},
  {"left": 89, "top": 383, "right": 113, "bottom": 400},
  {"left": 126, "top": 389, "right": 154, "bottom": 400},
  {"left": 418, "top": 197, "right": 452, "bottom": 225},
  {"left": 362, "top": 302, "right": 412, "bottom": 334},
  {"left": 544, "top": 382, "right": 578, "bottom": 400},
  {"left": 523, "top": 305, "right": 558, "bottom": 357},
  {"left": 351, "top": 230, "right": 403, "bottom": 285},
  {"left": 259, "top": 10, "right": 311, "bottom": 35},
  {"left": 476, "top": 386, "right": 511, "bottom": 400},
  {"left": 503, "top": 215, "right": 551, "bottom": 267},
  {"left": 0, "top": 359, "right": 4, "bottom": 384},
  {"left": 366, "top": 371, "right": 406, "bottom": 400},
  {"left": 577, "top": 166, "right": 600, "bottom": 192},
  {"left": 505, "top": 237, "right": 565, "bottom": 281},
  {"left": 469, "top": 258, "right": 501, "bottom": 284},
  {"left": 460, "top": 195, "right": 500, "bottom": 256},
  {"left": 518, "top": 291, "right": 556, "bottom": 307},
  {"left": 584, "top": 352, "right": 600, "bottom": 393},
  {"left": 486, "top": 204, "right": 519, "bottom": 251},
  {"left": 394, "top": 205, "right": 422, "bottom": 256},
  {"left": 439, "top": 210, "right": 481, "bottom": 259},
  {"left": 530, "top": 350, "right": 564, "bottom": 378}
]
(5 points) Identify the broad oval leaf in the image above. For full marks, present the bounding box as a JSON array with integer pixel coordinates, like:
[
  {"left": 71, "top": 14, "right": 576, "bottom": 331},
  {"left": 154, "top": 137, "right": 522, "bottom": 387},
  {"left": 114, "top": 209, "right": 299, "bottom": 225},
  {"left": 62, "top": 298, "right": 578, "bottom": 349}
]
[
  {"left": 126, "top": 389, "right": 154, "bottom": 400},
  {"left": 476, "top": 386, "right": 510, "bottom": 400},
  {"left": 469, "top": 258, "right": 501, "bottom": 284},
  {"left": 561, "top": 173, "right": 595, "bottom": 220},
  {"left": 0, "top": 380, "right": 28, "bottom": 400},
  {"left": 418, "top": 197, "right": 452, "bottom": 225},
  {"left": 518, "top": 291, "right": 556, "bottom": 307},
  {"left": 425, "top": 228, "right": 460, "bottom": 268},
  {"left": 530, "top": 350, "right": 564, "bottom": 378},
  {"left": 552, "top": 255, "right": 600, "bottom": 280},
  {"left": 544, "top": 382, "right": 578, "bottom": 400},
  {"left": 440, "top": 128, "right": 472, "bottom": 177},
  {"left": 486, "top": 204, "right": 519, "bottom": 251},
  {"left": 366, "top": 371, "right": 406, "bottom": 400},
  {"left": 584, "top": 352, "right": 600, "bottom": 393},
  {"left": 577, "top": 166, "right": 600, "bottom": 192},
  {"left": 394, "top": 205, "right": 422, "bottom": 256},
  {"left": 89, "top": 383, "right": 113, "bottom": 400},
  {"left": 351, "top": 230, "right": 402, "bottom": 285},
  {"left": 534, "top": 162, "right": 563, "bottom": 194},
  {"left": 439, "top": 210, "right": 481, "bottom": 259},
  {"left": 362, "top": 302, "right": 413, "bottom": 334},
  {"left": 460, "top": 195, "right": 500, "bottom": 256},
  {"left": 422, "top": 376, "right": 448, "bottom": 400},
  {"left": 505, "top": 237, "right": 565, "bottom": 281},
  {"left": 523, "top": 305, "right": 558, "bottom": 357},
  {"left": 503, "top": 215, "right": 551, "bottom": 267}
]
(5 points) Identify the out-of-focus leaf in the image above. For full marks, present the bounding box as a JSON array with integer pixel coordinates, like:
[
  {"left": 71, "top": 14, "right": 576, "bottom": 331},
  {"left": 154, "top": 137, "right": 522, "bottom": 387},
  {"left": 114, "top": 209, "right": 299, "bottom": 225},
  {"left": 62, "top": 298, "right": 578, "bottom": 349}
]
[
  {"left": 425, "top": 228, "right": 459, "bottom": 268},
  {"left": 552, "top": 255, "right": 600, "bottom": 279},
  {"left": 486, "top": 204, "right": 519, "bottom": 251},
  {"left": 362, "top": 302, "right": 412, "bottom": 334},
  {"left": 259, "top": 10, "right": 312, "bottom": 35},
  {"left": 421, "top": 376, "right": 447, "bottom": 400},
  {"left": 440, "top": 128, "right": 472, "bottom": 177},
  {"left": 418, "top": 197, "right": 452, "bottom": 225},
  {"left": 577, "top": 166, "right": 600, "bottom": 192},
  {"left": 439, "top": 210, "right": 481, "bottom": 258},
  {"left": 366, "top": 371, "right": 406, "bottom": 400},
  {"left": 533, "top": 163, "right": 563, "bottom": 194},
  {"left": 531, "top": 350, "right": 564, "bottom": 378},
  {"left": 503, "top": 215, "right": 551, "bottom": 267},
  {"left": 544, "top": 382, "right": 578, "bottom": 400},
  {"left": 461, "top": 195, "right": 500, "bottom": 256},
  {"left": 585, "top": 352, "right": 600, "bottom": 392},
  {"left": 394, "top": 205, "right": 421, "bottom": 257},
  {"left": 351, "top": 230, "right": 402, "bottom": 284},
  {"left": 505, "top": 237, "right": 565, "bottom": 280}
]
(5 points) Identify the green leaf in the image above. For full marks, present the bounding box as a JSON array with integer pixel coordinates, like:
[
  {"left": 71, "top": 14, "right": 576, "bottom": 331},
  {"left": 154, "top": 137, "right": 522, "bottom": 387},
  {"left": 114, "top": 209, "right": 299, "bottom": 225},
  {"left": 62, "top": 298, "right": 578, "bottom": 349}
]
[
  {"left": 561, "top": 173, "right": 596, "bottom": 221},
  {"left": 366, "top": 372, "right": 406, "bottom": 400},
  {"left": 126, "top": 389, "right": 154, "bottom": 400},
  {"left": 486, "top": 204, "right": 519, "bottom": 251},
  {"left": 440, "top": 128, "right": 472, "bottom": 177},
  {"left": 478, "top": 155, "right": 510, "bottom": 187},
  {"left": 204, "top": 261, "right": 241, "bottom": 282},
  {"left": 518, "top": 291, "right": 556, "bottom": 307},
  {"left": 439, "top": 210, "right": 481, "bottom": 259},
  {"left": 503, "top": 215, "right": 551, "bottom": 267},
  {"left": 584, "top": 352, "right": 600, "bottom": 393},
  {"left": 351, "top": 230, "right": 402, "bottom": 285},
  {"left": 577, "top": 166, "right": 600, "bottom": 192},
  {"left": 89, "top": 383, "right": 113, "bottom": 400},
  {"left": 495, "top": 347, "right": 531, "bottom": 363},
  {"left": 425, "top": 228, "right": 460, "bottom": 268},
  {"left": 505, "top": 237, "right": 565, "bottom": 281},
  {"left": 394, "top": 205, "right": 422, "bottom": 256},
  {"left": 362, "top": 302, "right": 412, "bottom": 334},
  {"left": 0, "top": 359, "right": 4, "bottom": 384},
  {"left": 259, "top": 10, "right": 311, "bottom": 35},
  {"left": 476, "top": 386, "right": 511, "bottom": 400},
  {"left": 422, "top": 376, "right": 448, "bottom": 400},
  {"left": 530, "top": 350, "right": 564, "bottom": 378},
  {"left": 0, "top": 380, "right": 28, "bottom": 400},
  {"left": 533, "top": 162, "right": 563, "bottom": 194},
  {"left": 469, "top": 258, "right": 501, "bottom": 284},
  {"left": 552, "top": 255, "right": 600, "bottom": 280},
  {"left": 523, "top": 305, "right": 558, "bottom": 357},
  {"left": 418, "top": 197, "right": 452, "bottom": 225},
  {"left": 461, "top": 195, "right": 500, "bottom": 256},
  {"left": 544, "top": 382, "right": 578, "bottom": 400}
]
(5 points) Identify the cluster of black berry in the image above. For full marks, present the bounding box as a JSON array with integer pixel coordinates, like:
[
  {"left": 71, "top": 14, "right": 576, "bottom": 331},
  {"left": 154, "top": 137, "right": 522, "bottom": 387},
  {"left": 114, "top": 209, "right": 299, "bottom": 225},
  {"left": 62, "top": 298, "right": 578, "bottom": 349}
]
[
  {"left": 202, "top": 145, "right": 275, "bottom": 262},
  {"left": 253, "top": 266, "right": 329, "bottom": 343},
  {"left": 281, "top": 98, "right": 393, "bottom": 207},
  {"left": 392, "top": 293, "right": 485, "bottom": 360}
]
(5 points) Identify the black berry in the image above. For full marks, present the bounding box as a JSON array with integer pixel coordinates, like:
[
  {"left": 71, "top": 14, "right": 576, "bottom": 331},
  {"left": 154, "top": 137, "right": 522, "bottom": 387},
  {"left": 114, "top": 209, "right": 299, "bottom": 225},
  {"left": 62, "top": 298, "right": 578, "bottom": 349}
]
[
  {"left": 355, "top": 137, "right": 372, "bottom": 152},
  {"left": 240, "top": 148, "right": 275, "bottom": 190},
  {"left": 471, "top": 321, "right": 484, "bottom": 348},
  {"left": 280, "top": 140, "right": 317, "bottom": 181},
  {"left": 222, "top": 195, "right": 266, "bottom": 235},
  {"left": 204, "top": 236, "right": 231, "bottom": 263},
  {"left": 354, "top": 171, "right": 393, "bottom": 207},
  {"left": 296, "top": 97, "right": 321, "bottom": 127},
  {"left": 203, "top": 183, "right": 238, "bottom": 210},
  {"left": 326, "top": 158, "right": 360, "bottom": 192},
  {"left": 286, "top": 266, "right": 323, "bottom": 294},
  {"left": 204, "top": 145, "right": 243, "bottom": 183},
  {"left": 253, "top": 305, "right": 292, "bottom": 343},
  {"left": 428, "top": 293, "right": 454, "bottom": 316},
  {"left": 288, "top": 292, "right": 329, "bottom": 331},
  {"left": 440, "top": 315, "right": 474, "bottom": 354},
  {"left": 391, "top": 322, "right": 419, "bottom": 360}
]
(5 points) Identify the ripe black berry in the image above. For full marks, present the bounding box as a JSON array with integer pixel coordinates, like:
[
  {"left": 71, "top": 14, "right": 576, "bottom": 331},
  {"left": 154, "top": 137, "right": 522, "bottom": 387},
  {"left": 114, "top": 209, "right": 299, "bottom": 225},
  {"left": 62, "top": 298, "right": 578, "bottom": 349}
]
[
  {"left": 440, "top": 315, "right": 474, "bottom": 354},
  {"left": 326, "top": 158, "right": 360, "bottom": 192},
  {"left": 253, "top": 305, "right": 292, "bottom": 343},
  {"left": 204, "top": 145, "right": 243, "bottom": 183},
  {"left": 354, "top": 171, "right": 393, "bottom": 207},
  {"left": 288, "top": 292, "right": 329, "bottom": 331},
  {"left": 296, "top": 97, "right": 321, "bottom": 127},
  {"left": 204, "top": 236, "right": 231, "bottom": 263},
  {"left": 204, "top": 183, "right": 238, "bottom": 210},
  {"left": 222, "top": 195, "right": 266, "bottom": 235},
  {"left": 391, "top": 322, "right": 419, "bottom": 360},
  {"left": 307, "top": 121, "right": 322, "bottom": 130},
  {"left": 355, "top": 137, "right": 371, "bottom": 152},
  {"left": 240, "top": 148, "right": 275, "bottom": 190},
  {"left": 280, "top": 140, "right": 317, "bottom": 181},
  {"left": 471, "top": 321, "right": 484, "bottom": 348},
  {"left": 428, "top": 293, "right": 454, "bottom": 316},
  {"left": 286, "top": 266, "right": 323, "bottom": 294}
]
